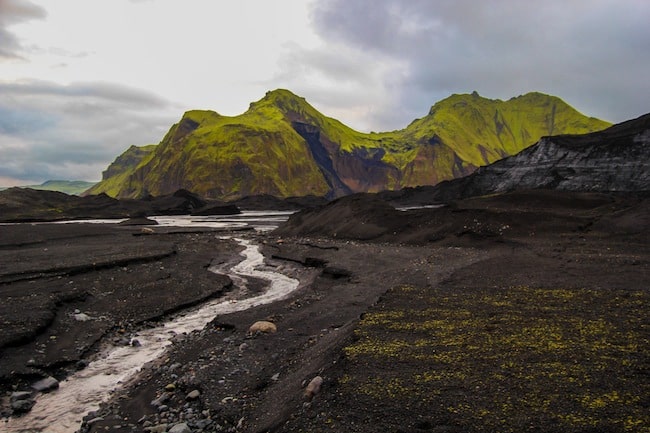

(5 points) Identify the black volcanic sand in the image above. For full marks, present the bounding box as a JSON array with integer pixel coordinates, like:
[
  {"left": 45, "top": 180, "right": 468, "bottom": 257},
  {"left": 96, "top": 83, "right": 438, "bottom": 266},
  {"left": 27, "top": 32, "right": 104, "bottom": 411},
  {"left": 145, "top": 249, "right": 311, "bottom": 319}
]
[
  {"left": 0, "top": 224, "right": 242, "bottom": 404},
  {"left": 2, "top": 190, "right": 649, "bottom": 433}
]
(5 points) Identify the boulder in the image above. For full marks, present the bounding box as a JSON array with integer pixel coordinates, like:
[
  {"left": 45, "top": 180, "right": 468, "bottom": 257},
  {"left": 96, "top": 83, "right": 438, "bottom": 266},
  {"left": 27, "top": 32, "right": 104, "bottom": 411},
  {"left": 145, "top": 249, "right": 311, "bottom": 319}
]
[
  {"left": 249, "top": 321, "right": 277, "bottom": 334},
  {"left": 11, "top": 399, "right": 35, "bottom": 413},
  {"left": 32, "top": 376, "right": 59, "bottom": 392},
  {"left": 169, "top": 422, "right": 192, "bottom": 433},
  {"left": 304, "top": 375, "right": 323, "bottom": 401}
]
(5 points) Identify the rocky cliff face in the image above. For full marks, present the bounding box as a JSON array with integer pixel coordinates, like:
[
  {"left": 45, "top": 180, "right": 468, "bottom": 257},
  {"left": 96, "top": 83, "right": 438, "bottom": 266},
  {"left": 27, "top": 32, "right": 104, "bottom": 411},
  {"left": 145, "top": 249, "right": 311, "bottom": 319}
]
[
  {"left": 431, "top": 113, "right": 650, "bottom": 200},
  {"left": 89, "top": 89, "right": 610, "bottom": 200}
]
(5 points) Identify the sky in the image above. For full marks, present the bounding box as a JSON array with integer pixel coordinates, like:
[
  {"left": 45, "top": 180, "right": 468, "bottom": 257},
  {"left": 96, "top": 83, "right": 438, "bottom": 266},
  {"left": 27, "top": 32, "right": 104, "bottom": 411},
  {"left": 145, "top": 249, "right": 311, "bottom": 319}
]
[{"left": 1, "top": 0, "right": 649, "bottom": 186}]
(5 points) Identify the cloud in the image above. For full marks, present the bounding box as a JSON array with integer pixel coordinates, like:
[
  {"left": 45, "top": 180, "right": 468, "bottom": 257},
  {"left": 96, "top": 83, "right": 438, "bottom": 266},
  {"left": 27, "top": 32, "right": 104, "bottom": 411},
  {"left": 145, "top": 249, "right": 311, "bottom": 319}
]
[
  {"left": 0, "top": 0, "right": 46, "bottom": 60},
  {"left": 0, "top": 80, "right": 178, "bottom": 184},
  {"left": 304, "top": 0, "right": 650, "bottom": 128}
]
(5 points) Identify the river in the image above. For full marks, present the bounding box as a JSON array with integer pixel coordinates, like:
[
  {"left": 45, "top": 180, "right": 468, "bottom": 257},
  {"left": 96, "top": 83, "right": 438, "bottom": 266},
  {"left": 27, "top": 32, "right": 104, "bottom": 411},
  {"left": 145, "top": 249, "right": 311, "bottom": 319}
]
[{"left": 4, "top": 215, "right": 298, "bottom": 433}]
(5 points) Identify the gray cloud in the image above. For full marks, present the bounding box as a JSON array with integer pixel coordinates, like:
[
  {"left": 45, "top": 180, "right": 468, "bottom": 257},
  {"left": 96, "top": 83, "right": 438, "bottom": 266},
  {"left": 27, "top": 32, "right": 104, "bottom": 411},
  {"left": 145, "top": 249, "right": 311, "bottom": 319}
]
[
  {"left": 0, "top": 80, "right": 177, "bottom": 184},
  {"left": 304, "top": 0, "right": 650, "bottom": 129},
  {"left": 0, "top": 0, "right": 46, "bottom": 60}
]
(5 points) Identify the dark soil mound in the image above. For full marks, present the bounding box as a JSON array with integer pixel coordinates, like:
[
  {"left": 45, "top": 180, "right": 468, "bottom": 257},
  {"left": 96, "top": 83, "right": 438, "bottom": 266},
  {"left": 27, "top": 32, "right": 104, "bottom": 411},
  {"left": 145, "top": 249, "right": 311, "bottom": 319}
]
[
  {"left": 275, "top": 190, "right": 649, "bottom": 247},
  {"left": 274, "top": 193, "right": 402, "bottom": 240}
]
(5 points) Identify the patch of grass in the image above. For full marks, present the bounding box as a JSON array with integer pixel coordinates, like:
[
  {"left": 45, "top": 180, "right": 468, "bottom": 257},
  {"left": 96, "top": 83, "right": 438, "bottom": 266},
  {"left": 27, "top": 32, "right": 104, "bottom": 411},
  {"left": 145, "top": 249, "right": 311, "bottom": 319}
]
[{"left": 342, "top": 285, "right": 649, "bottom": 432}]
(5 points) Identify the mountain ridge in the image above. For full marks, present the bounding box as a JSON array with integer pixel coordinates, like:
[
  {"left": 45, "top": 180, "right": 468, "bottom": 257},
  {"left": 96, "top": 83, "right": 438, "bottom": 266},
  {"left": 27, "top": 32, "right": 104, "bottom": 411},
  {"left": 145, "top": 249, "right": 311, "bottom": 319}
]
[{"left": 86, "top": 89, "right": 611, "bottom": 199}]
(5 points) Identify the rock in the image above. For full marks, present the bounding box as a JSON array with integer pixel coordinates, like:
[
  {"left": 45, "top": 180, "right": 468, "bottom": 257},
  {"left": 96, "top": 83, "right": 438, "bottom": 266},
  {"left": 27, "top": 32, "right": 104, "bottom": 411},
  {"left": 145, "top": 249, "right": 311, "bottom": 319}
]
[
  {"left": 151, "top": 392, "right": 172, "bottom": 407},
  {"left": 86, "top": 417, "right": 105, "bottom": 426},
  {"left": 141, "top": 227, "right": 156, "bottom": 234},
  {"left": 186, "top": 390, "right": 200, "bottom": 401},
  {"left": 165, "top": 383, "right": 176, "bottom": 391},
  {"left": 271, "top": 373, "right": 280, "bottom": 381},
  {"left": 11, "top": 399, "right": 35, "bottom": 413},
  {"left": 169, "top": 422, "right": 192, "bottom": 433},
  {"left": 304, "top": 376, "right": 323, "bottom": 401},
  {"left": 131, "top": 338, "right": 142, "bottom": 347},
  {"left": 74, "top": 312, "right": 92, "bottom": 321},
  {"left": 248, "top": 320, "right": 277, "bottom": 334},
  {"left": 32, "top": 376, "right": 59, "bottom": 392},
  {"left": 145, "top": 423, "right": 168, "bottom": 433},
  {"left": 10, "top": 391, "right": 32, "bottom": 403}
]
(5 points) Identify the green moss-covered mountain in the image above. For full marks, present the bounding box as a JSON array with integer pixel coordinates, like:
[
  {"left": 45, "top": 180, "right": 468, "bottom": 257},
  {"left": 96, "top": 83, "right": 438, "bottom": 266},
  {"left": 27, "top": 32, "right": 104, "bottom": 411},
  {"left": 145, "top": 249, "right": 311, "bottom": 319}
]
[{"left": 87, "top": 89, "right": 610, "bottom": 200}]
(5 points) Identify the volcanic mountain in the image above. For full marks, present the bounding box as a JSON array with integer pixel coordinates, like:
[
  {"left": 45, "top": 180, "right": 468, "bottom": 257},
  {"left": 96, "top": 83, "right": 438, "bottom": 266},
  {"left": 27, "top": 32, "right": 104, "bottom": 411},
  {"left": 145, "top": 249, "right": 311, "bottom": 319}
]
[
  {"left": 87, "top": 89, "right": 610, "bottom": 200},
  {"left": 424, "top": 112, "right": 650, "bottom": 202}
]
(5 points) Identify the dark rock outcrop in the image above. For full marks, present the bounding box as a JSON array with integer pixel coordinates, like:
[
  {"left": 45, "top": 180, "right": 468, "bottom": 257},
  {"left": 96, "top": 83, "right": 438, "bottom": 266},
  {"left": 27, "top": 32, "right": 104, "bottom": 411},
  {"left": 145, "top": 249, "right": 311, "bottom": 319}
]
[{"left": 430, "top": 113, "right": 650, "bottom": 201}]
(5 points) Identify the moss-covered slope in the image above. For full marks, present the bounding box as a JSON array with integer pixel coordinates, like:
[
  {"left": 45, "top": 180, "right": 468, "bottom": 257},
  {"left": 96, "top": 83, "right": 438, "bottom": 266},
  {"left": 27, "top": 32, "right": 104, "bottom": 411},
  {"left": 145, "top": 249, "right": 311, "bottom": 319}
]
[{"left": 90, "top": 89, "right": 610, "bottom": 199}]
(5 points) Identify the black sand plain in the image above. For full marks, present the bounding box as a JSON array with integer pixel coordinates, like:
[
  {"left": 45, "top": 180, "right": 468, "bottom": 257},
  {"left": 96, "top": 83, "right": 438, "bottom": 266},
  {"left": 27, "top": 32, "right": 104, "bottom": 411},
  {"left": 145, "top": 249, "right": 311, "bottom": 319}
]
[{"left": 1, "top": 190, "right": 648, "bottom": 433}]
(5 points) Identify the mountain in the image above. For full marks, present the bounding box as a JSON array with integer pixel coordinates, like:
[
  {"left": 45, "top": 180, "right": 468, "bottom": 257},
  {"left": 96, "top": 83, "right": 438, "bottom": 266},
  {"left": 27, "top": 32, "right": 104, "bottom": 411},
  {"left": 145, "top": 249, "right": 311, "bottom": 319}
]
[
  {"left": 87, "top": 89, "right": 610, "bottom": 200},
  {"left": 0, "top": 180, "right": 98, "bottom": 195},
  {"left": 424, "top": 113, "right": 650, "bottom": 202}
]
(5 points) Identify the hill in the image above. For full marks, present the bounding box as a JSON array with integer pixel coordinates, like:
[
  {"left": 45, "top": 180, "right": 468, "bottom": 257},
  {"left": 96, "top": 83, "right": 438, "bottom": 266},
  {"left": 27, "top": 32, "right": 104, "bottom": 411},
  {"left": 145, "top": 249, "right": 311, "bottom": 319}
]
[
  {"left": 0, "top": 180, "right": 97, "bottom": 195},
  {"left": 424, "top": 112, "right": 650, "bottom": 202},
  {"left": 87, "top": 89, "right": 610, "bottom": 200}
]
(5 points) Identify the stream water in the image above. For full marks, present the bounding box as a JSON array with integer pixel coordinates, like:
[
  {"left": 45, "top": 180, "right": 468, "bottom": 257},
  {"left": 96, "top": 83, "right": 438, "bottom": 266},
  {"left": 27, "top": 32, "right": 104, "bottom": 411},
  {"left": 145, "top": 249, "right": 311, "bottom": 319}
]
[{"left": 4, "top": 237, "right": 299, "bottom": 433}]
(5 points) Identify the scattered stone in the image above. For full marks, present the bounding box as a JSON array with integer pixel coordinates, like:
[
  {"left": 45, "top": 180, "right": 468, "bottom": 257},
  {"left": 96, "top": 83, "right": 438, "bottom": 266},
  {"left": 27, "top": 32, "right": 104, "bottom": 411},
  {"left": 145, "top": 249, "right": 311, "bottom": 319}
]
[
  {"left": 145, "top": 423, "right": 168, "bottom": 433},
  {"left": 169, "top": 422, "right": 192, "bottom": 433},
  {"left": 11, "top": 399, "right": 35, "bottom": 413},
  {"left": 131, "top": 338, "right": 142, "bottom": 347},
  {"left": 304, "top": 376, "right": 323, "bottom": 401},
  {"left": 10, "top": 391, "right": 32, "bottom": 402},
  {"left": 248, "top": 320, "right": 277, "bottom": 334},
  {"left": 165, "top": 383, "right": 176, "bottom": 391},
  {"left": 86, "top": 417, "right": 105, "bottom": 426},
  {"left": 238, "top": 342, "right": 249, "bottom": 351},
  {"left": 32, "top": 376, "right": 59, "bottom": 392},
  {"left": 151, "top": 392, "right": 172, "bottom": 407},
  {"left": 271, "top": 373, "right": 280, "bottom": 381},
  {"left": 74, "top": 312, "right": 92, "bottom": 321},
  {"left": 186, "top": 389, "right": 200, "bottom": 400}
]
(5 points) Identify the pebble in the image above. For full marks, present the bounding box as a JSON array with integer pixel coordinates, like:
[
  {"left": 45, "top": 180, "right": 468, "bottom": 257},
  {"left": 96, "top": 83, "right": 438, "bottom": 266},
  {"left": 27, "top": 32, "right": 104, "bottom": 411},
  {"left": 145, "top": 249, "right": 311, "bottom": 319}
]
[
  {"left": 165, "top": 383, "right": 176, "bottom": 391},
  {"left": 169, "top": 422, "right": 192, "bottom": 433},
  {"left": 11, "top": 399, "right": 35, "bottom": 413},
  {"left": 186, "top": 389, "right": 200, "bottom": 400},
  {"left": 304, "top": 376, "right": 323, "bottom": 401},
  {"left": 31, "top": 376, "right": 59, "bottom": 392},
  {"left": 145, "top": 423, "right": 168, "bottom": 433},
  {"left": 10, "top": 391, "right": 32, "bottom": 402}
]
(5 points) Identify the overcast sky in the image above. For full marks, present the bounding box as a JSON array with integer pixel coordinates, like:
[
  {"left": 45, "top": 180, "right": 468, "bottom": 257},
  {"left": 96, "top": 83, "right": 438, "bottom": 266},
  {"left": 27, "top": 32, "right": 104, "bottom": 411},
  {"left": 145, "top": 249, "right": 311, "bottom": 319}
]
[{"left": 1, "top": 0, "right": 649, "bottom": 185}]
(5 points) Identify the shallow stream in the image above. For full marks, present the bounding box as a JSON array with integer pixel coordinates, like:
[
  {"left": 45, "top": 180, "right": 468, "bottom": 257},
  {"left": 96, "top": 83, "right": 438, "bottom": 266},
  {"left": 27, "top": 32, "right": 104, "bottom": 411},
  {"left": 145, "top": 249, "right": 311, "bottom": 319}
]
[{"left": 4, "top": 238, "right": 299, "bottom": 433}]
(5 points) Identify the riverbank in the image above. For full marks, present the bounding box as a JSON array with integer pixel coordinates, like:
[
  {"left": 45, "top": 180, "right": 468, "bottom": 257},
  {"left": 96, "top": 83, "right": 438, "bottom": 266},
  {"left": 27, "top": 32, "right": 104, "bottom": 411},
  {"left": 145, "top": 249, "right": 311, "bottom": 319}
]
[{"left": 2, "top": 190, "right": 649, "bottom": 432}]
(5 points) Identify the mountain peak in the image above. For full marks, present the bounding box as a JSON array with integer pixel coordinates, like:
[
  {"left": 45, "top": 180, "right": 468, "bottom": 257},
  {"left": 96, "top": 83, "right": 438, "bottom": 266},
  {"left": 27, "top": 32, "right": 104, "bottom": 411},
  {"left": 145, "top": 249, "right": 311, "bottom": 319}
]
[
  {"left": 248, "top": 88, "right": 312, "bottom": 115},
  {"left": 89, "top": 89, "right": 612, "bottom": 200}
]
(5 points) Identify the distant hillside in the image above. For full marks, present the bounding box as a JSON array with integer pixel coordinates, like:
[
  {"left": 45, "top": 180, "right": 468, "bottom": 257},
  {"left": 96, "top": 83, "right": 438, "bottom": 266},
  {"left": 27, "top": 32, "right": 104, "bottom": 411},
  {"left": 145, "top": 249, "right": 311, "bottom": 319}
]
[
  {"left": 88, "top": 89, "right": 610, "bottom": 200},
  {"left": 1, "top": 180, "right": 97, "bottom": 195},
  {"left": 426, "top": 113, "right": 650, "bottom": 201}
]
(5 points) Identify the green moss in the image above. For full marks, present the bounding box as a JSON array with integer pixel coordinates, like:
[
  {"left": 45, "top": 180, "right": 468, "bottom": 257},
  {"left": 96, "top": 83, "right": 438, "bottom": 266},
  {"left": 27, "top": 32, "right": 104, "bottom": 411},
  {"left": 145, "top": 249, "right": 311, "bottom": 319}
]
[
  {"left": 91, "top": 89, "right": 612, "bottom": 200},
  {"left": 341, "top": 285, "right": 650, "bottom": 432}
]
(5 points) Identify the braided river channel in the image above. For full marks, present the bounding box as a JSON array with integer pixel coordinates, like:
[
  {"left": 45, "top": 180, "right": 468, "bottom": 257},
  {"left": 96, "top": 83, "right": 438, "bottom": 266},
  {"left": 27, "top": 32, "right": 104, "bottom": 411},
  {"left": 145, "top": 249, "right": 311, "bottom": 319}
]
[{"left": 4, "top": 213, "right": 297, "bottom": 433}]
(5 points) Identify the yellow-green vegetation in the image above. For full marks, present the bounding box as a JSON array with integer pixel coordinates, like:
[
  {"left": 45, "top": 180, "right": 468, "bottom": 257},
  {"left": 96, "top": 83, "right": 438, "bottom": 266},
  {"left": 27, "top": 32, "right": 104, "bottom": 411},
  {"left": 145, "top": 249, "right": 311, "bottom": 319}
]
[
  {"left": 341, "top": 285, "right": 649, "bottom": 432},
  {"left": 90, "top": 89, "right": 611, "bottom": 200},
  {"left": 85, "top": 144, "right": 157, "bottom": 197}
]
